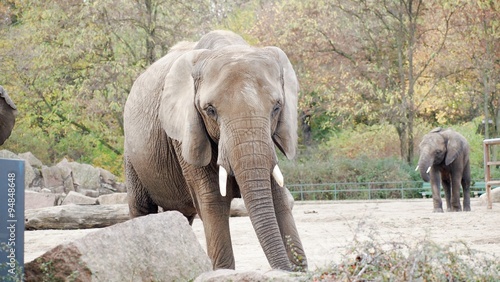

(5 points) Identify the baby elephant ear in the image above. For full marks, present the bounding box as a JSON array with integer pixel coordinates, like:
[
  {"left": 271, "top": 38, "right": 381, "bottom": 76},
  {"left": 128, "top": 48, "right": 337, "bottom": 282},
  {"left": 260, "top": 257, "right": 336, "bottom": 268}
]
[
  {"left": 265, "top": 46, "right": 298, "bottom": 160},
  {"left": 160, "top": 50, "right": 212, "bottom": 167},
  {"left": 445, "top": 137, "right": 462, "bottom": 166}
]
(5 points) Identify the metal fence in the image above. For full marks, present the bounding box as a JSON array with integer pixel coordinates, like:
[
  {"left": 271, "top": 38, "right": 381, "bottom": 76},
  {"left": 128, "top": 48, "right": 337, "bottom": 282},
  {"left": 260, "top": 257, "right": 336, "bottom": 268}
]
[
  {"left": 287, "top": 180, "right": 487, "bottom": 201},
  {"left": 288, "top": 181, "right": 424, "bottom": 201}
]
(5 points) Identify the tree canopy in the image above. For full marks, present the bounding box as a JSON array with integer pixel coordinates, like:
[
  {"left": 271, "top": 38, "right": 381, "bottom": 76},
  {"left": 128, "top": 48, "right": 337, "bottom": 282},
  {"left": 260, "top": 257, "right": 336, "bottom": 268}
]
[{"left": 0, "top": 0, "right": 498, "bottom": 177}]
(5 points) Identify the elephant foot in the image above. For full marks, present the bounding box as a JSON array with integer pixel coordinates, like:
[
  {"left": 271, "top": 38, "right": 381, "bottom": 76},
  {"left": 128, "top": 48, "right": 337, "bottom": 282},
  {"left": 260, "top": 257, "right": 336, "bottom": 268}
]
[
  {"left": 450, "top": 207, "right": 462, "bottom": 212},
  {"left": 463, "top": 206, "right": 471, "bottom": 212},
  {"left": 433, "top": 208, "right": 444, "bottom": 213}
]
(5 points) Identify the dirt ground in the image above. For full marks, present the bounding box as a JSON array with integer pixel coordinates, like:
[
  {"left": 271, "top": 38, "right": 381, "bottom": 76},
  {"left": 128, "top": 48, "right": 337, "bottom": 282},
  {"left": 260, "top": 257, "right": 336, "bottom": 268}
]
[{"left": 25, "top": 198, "right": 500, "bottom": 272}]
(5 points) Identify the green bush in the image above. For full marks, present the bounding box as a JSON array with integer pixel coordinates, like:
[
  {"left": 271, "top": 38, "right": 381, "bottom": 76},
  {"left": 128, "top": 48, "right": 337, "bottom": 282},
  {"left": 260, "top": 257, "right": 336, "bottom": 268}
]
[{"left": 281, "top": 155, "right": 416, "bottom": 185}]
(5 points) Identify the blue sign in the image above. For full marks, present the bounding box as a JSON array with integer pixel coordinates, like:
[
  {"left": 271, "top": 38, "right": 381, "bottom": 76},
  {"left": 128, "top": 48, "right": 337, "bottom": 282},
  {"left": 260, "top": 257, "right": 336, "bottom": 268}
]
[{"left": 0, "top": 158, "right": 25, "bottom": 281}]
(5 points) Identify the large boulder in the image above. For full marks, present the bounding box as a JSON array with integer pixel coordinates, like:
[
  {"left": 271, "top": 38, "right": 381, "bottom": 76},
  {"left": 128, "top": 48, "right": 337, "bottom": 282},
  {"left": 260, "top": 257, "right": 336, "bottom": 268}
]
[
  {"left": 18, "top": 151, "right": 43, "bottom": 169},
  {"left": 479, "top": 187, "right": 500, "bottom": 205},
  {"left": 0, "top": 149, "right": 36, "bottom": 188},
  {"left": 230, "top": 188, "right": 295, "bottom": 217},
  {"left": 230, "top": 198, "right": 248, "bottom": 217},
  {"left": 99, "top": 168, "right": 127, "bottom": 193},
  {"left": 66, "top": 160, "right": 102, "bottom": 191},
  {"left": 97, "top": 193, "right": 128, "bottom": 205},
  {"left": 41, "top": 164, "right": 74, "bottom": 193},
  {"left": 25, "top": 190, "right": 57, "bottom": 210},
  {"left": 61, "top": 191, "right": 97, "bottom": 205},
  {"left": 195, "top": 269, "right": 307, "bottom": 282},
  {"left": 25, "top": 211, "right": 212, "bottom": 282}
]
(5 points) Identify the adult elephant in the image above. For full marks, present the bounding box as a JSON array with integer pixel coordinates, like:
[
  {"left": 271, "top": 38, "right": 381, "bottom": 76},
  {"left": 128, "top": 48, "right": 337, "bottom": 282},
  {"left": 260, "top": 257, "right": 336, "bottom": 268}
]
[
  {"left": 0, "top": 86, "right": 18, "bottom": 146},
  {"left": 123, "top": 30, "right": 307, "bottom": 271},
  {"left": 417, "top": 127, "right": 471, "bottom": 212}
]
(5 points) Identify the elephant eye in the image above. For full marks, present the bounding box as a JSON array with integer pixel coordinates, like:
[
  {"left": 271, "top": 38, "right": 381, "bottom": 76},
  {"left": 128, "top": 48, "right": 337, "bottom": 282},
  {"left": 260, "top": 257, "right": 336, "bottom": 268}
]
[
  {"left": 271, "top": 103, "right": 281, "bottom": 118},
  {"left": 205, "top": 105, "right": 217, "bottom": 119}
]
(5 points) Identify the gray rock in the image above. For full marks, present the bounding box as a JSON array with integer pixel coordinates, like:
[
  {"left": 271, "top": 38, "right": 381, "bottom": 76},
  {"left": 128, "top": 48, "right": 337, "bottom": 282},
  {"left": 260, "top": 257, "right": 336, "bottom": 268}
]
[
  {"left": 41, "top": 165, "right": 73, "bottom": 193},
  {"left": 66, "top": 160, "right": 101, "bottom": 191},
  {"left": 285, "top": 186, "right": 295, "bottom": 210},
  {"left": 30, "top": 167, "right": 44, "bottom": 188},
  {"left": 80, "top": 189, "right": 100, "bottom": 198},
  {"left": 0, "top": 149, "right": 36, "bottom": 188},
  {"left": 61, "top": 191, "right": 97, "bottom": 205},
  {"left": 230, "top": 198, "right": 248, "bottom": 217},
  {"left": 230, "top": 188, "right": 295, "bottom": 217},
  {"left": 479, "top": 187, "right": 500, "bottom": 205},
  {"left": 195, "top": 269, "right": 307, "bottom": 282},
  {"left": 25, "top": 190, "right": 57, "bottom": 210},
  {"left": 98, "top": 193, "right": 128, "bottom": 205},
  {"left": 99, "top": 168, "right": 127, "bottom": 193},
  {"left": 25, "top": 211, "right": 212, "bottom": 282},
  {"left": 18, "top": 151, "right": 43, "bottom": 169}
]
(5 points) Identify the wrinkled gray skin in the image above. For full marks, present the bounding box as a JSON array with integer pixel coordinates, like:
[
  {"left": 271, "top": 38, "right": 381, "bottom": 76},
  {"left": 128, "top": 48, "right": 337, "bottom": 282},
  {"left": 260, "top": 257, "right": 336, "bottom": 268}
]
[
  {"left": 0, "top": 86, "right": 18, "bottom": 146},
  {"left": 123, "top": 31, "right": 307, "bottom": 271},
  {"left": 417, "top": 127, "right": 471, "bottom": 212}
]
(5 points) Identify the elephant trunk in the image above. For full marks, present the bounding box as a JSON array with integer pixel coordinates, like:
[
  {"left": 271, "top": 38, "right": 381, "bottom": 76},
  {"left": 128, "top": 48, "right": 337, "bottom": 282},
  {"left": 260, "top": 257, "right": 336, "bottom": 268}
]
[
  {"left": 238, "top": 175, "right": 292, "bottom": 270},
  {"left": 418, "top": 156, "right": 432, "bottom": 182},
  {"left": 220, "top": 119, "right": 293, "bottom": 271}
]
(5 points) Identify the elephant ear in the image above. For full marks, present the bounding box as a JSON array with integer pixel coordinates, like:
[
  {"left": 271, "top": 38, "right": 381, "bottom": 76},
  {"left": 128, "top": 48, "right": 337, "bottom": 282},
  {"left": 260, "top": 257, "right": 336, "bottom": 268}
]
[
  {"left": 445, "top": 135, "right": 462, "bottom": 165},
  {"left": 159, "top": 50, "right": 212, "bottom": 167},
  {"left": 265, "top": 46, "right": 298, "bottom": 160}
]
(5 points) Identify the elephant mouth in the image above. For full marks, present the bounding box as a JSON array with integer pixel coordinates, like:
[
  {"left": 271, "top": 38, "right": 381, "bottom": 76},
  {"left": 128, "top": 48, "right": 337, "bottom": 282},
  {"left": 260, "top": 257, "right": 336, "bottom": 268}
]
[{"left": 218, "top": 164, "right": 284, "bottom": 197}]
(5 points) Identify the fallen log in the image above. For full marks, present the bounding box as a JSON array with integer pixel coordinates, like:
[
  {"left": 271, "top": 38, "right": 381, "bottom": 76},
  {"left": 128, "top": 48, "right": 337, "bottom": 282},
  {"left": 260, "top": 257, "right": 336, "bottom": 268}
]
[{"left": 25, "top": 204, "right": 130, "bottom": 230}]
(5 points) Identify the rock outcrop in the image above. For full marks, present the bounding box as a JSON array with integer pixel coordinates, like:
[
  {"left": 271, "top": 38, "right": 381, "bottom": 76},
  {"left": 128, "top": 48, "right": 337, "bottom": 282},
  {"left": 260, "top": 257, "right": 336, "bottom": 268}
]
[{"left": 25, "top": 211, "right": 212, "bottom": 282}]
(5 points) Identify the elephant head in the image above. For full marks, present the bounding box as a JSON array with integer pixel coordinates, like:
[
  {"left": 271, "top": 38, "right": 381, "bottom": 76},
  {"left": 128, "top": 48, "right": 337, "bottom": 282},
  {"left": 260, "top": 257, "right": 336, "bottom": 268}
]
[
  {"left": 417, "top": 127, "right": 465, "bottom": 182},
  {"left": 157, "top": 45, "right": 302, "bottom": 270},
  {"left": 0, "top": 86, "right": 18, "bottom": 146}
]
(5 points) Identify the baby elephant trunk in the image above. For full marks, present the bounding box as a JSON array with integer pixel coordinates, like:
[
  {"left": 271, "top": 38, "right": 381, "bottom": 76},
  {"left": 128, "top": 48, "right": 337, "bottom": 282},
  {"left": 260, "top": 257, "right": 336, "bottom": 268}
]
[{"left": 417, "top": 159, "right": 432, "bottom": 182}]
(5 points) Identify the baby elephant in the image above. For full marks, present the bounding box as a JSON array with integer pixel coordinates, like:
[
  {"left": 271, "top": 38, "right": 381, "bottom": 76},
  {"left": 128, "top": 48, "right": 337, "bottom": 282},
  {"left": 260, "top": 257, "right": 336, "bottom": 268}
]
[
  {"left": 417, "top": 127, "right": 471, "bottom": 212},
  {"left": 0, "top": 86, "right": 18, "bottom": 145}
]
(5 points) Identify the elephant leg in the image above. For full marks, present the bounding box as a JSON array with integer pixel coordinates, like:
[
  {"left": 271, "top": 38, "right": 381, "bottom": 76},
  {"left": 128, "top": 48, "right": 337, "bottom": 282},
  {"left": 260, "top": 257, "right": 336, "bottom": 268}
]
[
  {"left": 272, "top": 184, "right": 307, "bottom": 271},
  {"left": 187, "top": 167, "right": 235, "bottom": 270},
  {"left": 450, "top": 175, "right": 462, "bottom": 212},
  {"left": 441, "top": 178, "right": 452, "bottom": 212},
  {"left": 125, "top": 156, "right": 158, "bottom": 217},
  {"left": 430, "top": 171, "right": 443, "bottom": 212},
  {"left": 462, "top": 163, "right": 471, "bottom": 211}
]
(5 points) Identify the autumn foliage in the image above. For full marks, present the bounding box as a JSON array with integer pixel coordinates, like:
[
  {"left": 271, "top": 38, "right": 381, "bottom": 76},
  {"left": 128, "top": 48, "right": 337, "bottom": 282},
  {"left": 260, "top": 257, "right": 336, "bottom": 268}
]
[{"left": 0, "top": 0, "right": 498, "bottom": 179}]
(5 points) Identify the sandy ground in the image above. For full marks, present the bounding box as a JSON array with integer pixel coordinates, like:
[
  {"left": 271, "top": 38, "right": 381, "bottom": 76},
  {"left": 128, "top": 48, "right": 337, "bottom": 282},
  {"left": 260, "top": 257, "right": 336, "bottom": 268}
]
[{"left": 25, "top": 198, "right": 500, "bottom": 271}]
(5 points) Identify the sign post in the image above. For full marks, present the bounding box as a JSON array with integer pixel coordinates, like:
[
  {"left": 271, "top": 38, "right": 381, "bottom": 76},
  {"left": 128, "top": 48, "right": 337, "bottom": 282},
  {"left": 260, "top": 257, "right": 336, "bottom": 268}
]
[{"left": 0, "top": 158, "right": 25, "bottom": 281}]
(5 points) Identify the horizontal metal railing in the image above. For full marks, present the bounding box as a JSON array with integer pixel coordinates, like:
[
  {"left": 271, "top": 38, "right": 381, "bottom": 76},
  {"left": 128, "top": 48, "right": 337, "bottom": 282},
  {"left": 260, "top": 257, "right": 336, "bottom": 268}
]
[{"left": 287, "top": 180, "right": 487, "bottom": 201}]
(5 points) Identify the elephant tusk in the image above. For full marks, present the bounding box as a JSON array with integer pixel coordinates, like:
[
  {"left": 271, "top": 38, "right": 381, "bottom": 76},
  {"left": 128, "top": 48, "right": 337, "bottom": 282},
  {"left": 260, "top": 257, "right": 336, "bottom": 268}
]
[
  {"left": 272, "top": 165, "right": 284, "bottom": 187},
  {"left": 219, "top": 166, "right": 228, "bottom": 197},
  {"left": 426, "top": 166, "right": 431, "bottom": 174},
  {"left": 415, "top": 165, "right": 419, "bottom": 171}
]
